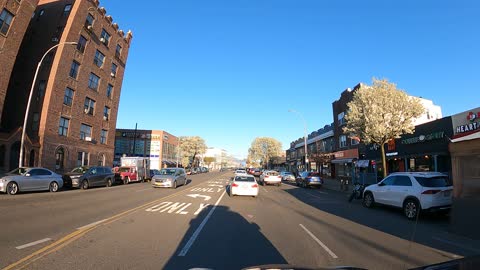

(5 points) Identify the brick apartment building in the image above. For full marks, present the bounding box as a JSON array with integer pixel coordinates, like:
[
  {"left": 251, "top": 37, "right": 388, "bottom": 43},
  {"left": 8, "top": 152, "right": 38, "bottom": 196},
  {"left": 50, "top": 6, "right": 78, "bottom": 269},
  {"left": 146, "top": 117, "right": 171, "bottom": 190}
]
[
  {"left": 0, "top": 0, "right": 39, "bottom": 121},
  {"left": 114, "top": 129, "right": 179, "bottom": 170},
  {"left": 0, "top": 0, "right": 132, "bottom": 172}
]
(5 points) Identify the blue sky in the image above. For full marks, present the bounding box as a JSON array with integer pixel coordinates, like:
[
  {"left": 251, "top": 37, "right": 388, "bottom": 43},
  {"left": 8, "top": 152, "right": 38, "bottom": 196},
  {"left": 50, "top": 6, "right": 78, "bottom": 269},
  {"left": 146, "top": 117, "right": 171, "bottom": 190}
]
[{"left": 104, "top": 0, "right": 478, "bottom": 159}]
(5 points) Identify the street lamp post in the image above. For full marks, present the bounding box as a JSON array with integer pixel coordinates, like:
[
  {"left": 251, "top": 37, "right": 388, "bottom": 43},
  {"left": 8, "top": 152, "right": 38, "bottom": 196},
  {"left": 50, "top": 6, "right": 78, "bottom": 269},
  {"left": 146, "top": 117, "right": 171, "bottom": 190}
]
[
  {"left": 289, "top": 109, "right": 308, "bottom": 171},
  {"left": 19, "top": 41, "right": 77, "bottom": 168}
]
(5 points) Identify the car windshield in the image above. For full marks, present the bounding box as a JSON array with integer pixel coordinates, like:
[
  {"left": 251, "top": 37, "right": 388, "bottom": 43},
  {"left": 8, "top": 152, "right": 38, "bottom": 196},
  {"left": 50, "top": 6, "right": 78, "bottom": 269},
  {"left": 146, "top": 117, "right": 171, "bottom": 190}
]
[
  {"left": 159, "top": 169, "right": 176, "bottom": 175},
  {"left": 117, "top": 167, "right": 131, "bottom": 173},
  {"left": 235, "top": 176, "right": 255, "bottom": 182},
  {"left": 71, "top": 167, "right": 88, "bottom": 174},
  {"left": 415, "top": 176, "right": 452, "bottom": 187}
]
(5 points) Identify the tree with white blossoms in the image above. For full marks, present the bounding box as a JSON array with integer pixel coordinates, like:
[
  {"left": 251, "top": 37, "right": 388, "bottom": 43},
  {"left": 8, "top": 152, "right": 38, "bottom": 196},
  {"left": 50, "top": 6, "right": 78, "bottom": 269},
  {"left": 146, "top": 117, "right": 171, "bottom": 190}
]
[
  {"left": 178, "top": 136, "right": 207, "bottom": 168},
  {"left": 343, "top": 78, "right": 425, "bottom": 178},
  {"left": 248, "top": 137, "right": 283, "bottom": 169}
]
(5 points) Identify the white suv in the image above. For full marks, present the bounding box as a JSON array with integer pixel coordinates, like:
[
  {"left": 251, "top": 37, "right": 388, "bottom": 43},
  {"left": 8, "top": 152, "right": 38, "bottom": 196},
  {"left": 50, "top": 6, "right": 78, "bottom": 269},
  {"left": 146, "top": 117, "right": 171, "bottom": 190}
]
[{"left": 362, "top": 172, "right": 453, "bottom": 219}]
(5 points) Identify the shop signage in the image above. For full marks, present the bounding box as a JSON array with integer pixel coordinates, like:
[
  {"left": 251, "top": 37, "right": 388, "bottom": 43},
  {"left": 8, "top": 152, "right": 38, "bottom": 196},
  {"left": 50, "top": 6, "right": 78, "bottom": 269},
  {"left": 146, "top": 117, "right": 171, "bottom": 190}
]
[
  {"left": 386, "top": 152, "right": 398, "bottom": 157},
  {"left": 401, "top": 131, "right": 444, "bottom": 145},
  {"left": 452, "top": 108, "right": 480, "bottom": 140}
]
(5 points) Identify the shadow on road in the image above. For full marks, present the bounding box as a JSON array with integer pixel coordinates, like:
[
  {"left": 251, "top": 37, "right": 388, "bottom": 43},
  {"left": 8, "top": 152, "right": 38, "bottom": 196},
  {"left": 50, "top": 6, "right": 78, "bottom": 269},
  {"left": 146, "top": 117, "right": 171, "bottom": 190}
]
[
  {"left": 163, "top": 204, "right": 287, "bottom": 269},
  {"left": 282, "top": 185, "right": 479, "bottom": 258}
]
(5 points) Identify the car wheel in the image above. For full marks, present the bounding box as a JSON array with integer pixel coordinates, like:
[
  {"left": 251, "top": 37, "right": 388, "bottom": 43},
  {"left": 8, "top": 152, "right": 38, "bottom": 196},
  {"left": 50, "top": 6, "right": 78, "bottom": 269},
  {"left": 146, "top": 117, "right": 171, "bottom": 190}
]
[
  {"left": 363, "top": 192, "right": 375, "bottom": 208},
  {"left": 126, "top": 177, "right": 130, "bottom": 184},
  {"left": 81, "top": 180, "right": 89, "bottom": 190},
  {"left": 7, "top": 182, "right": 19, "bottom": 195},
  {"left": 172, "top": 181, "right": 177, "bottom": 189},
  {"left": 404, "top": 199, "right": 420, "bottom": 220},
  {"left": 49, "top": 181, "right": 59, "bottom": 192},
  {"left": 106, "top": 178, "right": 113, "bottom": 187}
]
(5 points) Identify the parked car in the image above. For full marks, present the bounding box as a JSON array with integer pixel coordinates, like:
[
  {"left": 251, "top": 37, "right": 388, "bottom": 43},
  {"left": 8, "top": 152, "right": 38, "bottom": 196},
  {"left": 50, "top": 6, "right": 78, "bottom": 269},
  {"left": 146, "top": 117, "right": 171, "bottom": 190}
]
[
  {"left": 0, "top": 167, "right": 63, "bottom": 195},
  {"left": 363, "top": 172, "right": 453, "bottom": 220},
  {"left": 151, "top": 168, "right": 187, "bottom": 189},
  {"left": 230, "top": 175, "right": 258, "bottom": 197},
  {"left": 66, "top": 166, "right": 115, "bottom": 190},
  {"left": 260, "top": 170, "right": 282, "bottom": 186},
  {"left": 280, "top": 171, "right": 295, "bottom": 182},
  {"left": 252, "top": 169, "right": 262, "bottom": 177},
  {"left": 150, "top": 169, "right": 161, "bottom": 179},
  {"left": 296, "top": 171, "right": 323, "bottom": 188},
  {"left": 62, "top": 166, "right": 89, "bottom": 188}
]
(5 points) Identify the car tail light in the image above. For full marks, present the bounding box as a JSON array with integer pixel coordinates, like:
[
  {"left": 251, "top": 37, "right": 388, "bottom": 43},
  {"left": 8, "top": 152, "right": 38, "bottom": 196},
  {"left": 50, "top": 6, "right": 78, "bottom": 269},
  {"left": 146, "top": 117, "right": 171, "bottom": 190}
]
[
  {"left": 252, "top": 184, "right": 258, "bottom": 188},
  {"left": 232, "top": 183, "right": 239, "bottom": 187},
  {"left": 422, "top": 190, "right": 441, "bottom": 195}
]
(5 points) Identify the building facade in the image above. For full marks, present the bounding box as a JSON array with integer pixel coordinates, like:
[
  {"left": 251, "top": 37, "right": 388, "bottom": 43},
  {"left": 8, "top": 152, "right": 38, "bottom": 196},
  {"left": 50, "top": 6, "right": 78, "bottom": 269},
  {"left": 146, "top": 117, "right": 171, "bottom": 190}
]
[
  {"left": 114, "top": 129, "right": 178, "bottom": 170},
  {"left": 0, "top": 0, "right": 132, "bottom": 172},
  {"left": 0, "top": 0, "right": 39, "bottom": 119},
  {"left": 203, "top": 147, "right": 227, "bottom": 170}
]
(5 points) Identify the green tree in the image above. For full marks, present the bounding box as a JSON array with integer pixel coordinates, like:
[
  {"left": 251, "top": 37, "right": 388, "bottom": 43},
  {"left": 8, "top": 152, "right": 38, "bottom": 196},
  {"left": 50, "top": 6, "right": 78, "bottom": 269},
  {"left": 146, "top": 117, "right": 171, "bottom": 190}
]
[
  {"left": 343, "top": 78, "right": 424, "bottom": 177},
  {"left": 179, "top": 136, "right": 207, "bottom": 168},
  {"left": 248, "top": 137, "right": 283, "bottom": 169},
  {"left": 203, "top": 156, "right": 216, "bottom": 168}
]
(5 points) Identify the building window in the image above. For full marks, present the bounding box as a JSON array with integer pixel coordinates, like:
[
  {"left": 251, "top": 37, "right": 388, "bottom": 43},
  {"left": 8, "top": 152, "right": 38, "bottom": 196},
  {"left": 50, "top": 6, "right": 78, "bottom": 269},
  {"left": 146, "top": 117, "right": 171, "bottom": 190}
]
[
  {"left": 103, "top": 106, "right": 110, "bottom": 120},
  {"left": 63, "top": 87, "right": 74, "bottom": 106},
  {"left": 337, "top": 112, "right": 345, "bottom": 126},
  {"left": 351, "top": 137, "right": 359, "bottom": 145},
  {"left": 77, "top": 152, "right": 89, "bottom": 166},
  {"left": 111, "top": 63, "right": 117, "bottom": 77},
  {"left": 85, "top": 13, "right": 94, "bottom": 28},
  {"left": 38, "top": 80, "right": 46, "bottom": 98},
  {"left": 115, "top": 44, "right": 122, "bottom": 58},
  {"left": 339, "top": 135, "right": 347, "bottom": 148},
  {"left": 77, "top": 35, "right": 87, "bottom": 53},
  {"left": 84, "top": 97, "right": 95, "bottom": 115},
  {"left": 80, "top": 124, "right": 92, "bottom": 140},
  {"left": 88, "top": 73, "right": 100, "bottom": 90},
  {"left": 100, "top": 29, "right": 111, "bottom": 46},
  {"left": 106, "top": 84, "right": 113, "bottom": 98},
  {"left": 69, "top": 61, "right": 80, "bottom": 79},
  {"left": 63, "top": 4, "right": 72, "bottom": 16},
  {"left": 58, "top": 117, "right": 69, "bottom": 136},
  {"left": 32, "top": 113, "right": 40, "bottom": 131},
  {"left": 98, "top": 154, "right": 105, "bottom": 166},
  {"left": 100, "top": 129, "right": 107, "bottom": 144},
  {"left": 93, "top": 50, "right": 105, "bottom": 67},
  {"left": 0, "top": 9, "right": 14, "bottom": 35},
  {"left": 55, "top": 147, "right": 65, "bottom": 170}
]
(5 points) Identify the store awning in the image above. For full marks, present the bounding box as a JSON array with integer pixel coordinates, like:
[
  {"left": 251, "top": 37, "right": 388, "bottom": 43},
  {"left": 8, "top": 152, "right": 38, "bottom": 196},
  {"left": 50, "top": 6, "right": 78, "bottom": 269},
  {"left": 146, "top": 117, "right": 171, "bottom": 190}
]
[
  {"left": 331, "top": 158, "right": 354, "bottom": 164},
  {"left": 356, "top": 160, "right": 370, "bottom": 168}
]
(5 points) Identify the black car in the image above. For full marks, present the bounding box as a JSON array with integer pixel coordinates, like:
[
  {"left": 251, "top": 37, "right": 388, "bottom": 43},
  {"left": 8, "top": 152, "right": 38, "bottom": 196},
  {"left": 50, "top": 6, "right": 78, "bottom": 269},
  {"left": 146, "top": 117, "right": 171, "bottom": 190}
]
[{"left": 63, "top": 166, "right": 115, "bottom": 190}]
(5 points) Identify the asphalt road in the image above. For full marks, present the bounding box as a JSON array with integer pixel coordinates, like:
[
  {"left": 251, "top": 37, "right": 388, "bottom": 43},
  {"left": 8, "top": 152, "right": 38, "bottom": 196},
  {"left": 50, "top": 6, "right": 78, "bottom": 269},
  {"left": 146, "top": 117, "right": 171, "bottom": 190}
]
[{"left": 1, "top": 171, "right": 479, "bottom": 270}]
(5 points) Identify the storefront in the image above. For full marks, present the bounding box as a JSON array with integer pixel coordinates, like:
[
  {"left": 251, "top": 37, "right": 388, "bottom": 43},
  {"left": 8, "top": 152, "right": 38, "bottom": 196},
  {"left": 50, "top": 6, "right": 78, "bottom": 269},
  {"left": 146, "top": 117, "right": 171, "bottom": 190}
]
[
  {"left": 365, "top": 117, "right": 453, "bottom": 177},
  {"left": 449, "top": 108, "right": 480, "bottom": 239},
  {"left": 331, "top": 148, "right": 358, "bottom": 181}
]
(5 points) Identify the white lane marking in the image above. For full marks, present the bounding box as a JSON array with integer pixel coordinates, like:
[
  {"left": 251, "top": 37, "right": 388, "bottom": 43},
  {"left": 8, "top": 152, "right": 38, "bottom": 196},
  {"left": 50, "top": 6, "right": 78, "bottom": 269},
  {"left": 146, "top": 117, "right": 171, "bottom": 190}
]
[
  {"left": 261, "top": 187, "right": 268, "bottom": 193},
  {"left": 178, "top": 191, "right": 227, "bottom": 256},
  {"left": 299, "top": 224, "right": 338, "bottom": 259},
  {"left": 208, "top": 184, "right": 224, "bottom": 188},
  {"left": 16, "top": 238, "right": 52, "bottom": 250},
  {"left": 135, "top": 188, "right": 151, "bottom": 192},
  {"left": 76, "top": 219, "right": 108, "bottom": 230},
  {"left": 187, "top": 194, "right": 211, "bottom": 201},
  {"left": 432, "top": 237, "right": 480, "bottom": 254}
]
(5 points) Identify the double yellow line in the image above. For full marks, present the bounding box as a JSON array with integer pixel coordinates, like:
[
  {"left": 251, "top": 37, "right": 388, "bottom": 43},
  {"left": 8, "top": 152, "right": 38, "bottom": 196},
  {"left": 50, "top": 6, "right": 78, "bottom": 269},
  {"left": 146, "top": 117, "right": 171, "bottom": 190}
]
[{"left": 3, "top": 173, "right": 230, "bottom": 270}]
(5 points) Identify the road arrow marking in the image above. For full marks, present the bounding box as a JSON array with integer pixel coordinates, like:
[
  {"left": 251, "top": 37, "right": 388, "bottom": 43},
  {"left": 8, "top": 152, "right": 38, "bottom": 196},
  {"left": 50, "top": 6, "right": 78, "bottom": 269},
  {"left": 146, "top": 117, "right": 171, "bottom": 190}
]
[{"left": 187, "top": 194, "right": 212, "bottom": 201}]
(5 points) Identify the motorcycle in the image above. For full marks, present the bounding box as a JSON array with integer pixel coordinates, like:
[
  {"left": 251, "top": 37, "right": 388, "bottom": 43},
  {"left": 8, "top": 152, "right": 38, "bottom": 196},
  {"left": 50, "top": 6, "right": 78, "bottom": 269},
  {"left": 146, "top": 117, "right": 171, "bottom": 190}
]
[{"left": 348, "top": 182, "right": 366, "bottom": 202}]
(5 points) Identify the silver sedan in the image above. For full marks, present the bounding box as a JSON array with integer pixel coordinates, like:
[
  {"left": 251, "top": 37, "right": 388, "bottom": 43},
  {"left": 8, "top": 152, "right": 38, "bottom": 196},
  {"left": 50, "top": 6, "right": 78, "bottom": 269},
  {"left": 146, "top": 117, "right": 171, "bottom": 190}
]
[
  {"left": 151, "top": 168, "right": 187, "bottom": 189},
  {"left": 0, "top": 167, "right": 64, "bottom": 195}
]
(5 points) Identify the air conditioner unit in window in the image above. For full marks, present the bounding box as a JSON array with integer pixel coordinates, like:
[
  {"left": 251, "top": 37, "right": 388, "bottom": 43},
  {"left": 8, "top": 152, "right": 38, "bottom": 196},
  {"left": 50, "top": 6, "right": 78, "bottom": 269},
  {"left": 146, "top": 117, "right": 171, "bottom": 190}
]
[
  {"left": 103, "top": 116, "right": 108, "bottom": 120},
  {"left": 110, "top": 72, "right": 115, "bottom": 78},
  {"left": 84, "top": 108, "right": 89, "bottom": 113},
  {"left": 100, "top": 37, "right": 106, "bottom": 44},
  {"left": 87, "top": 25, "right": 93, "bottom": 30},
  {"left": 85, "top": 136, "right": 92, "bottom": 142}
]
